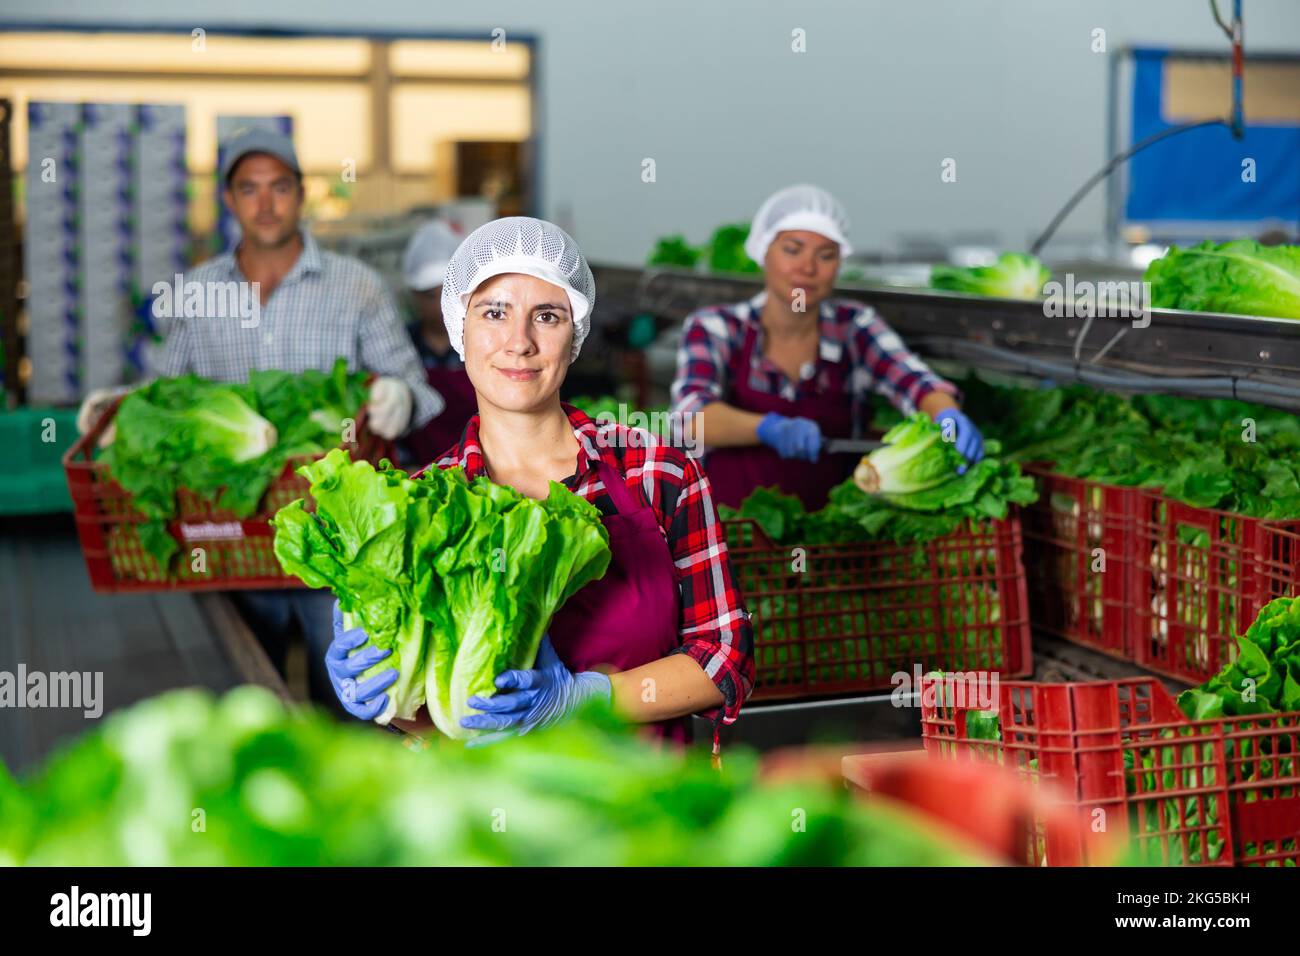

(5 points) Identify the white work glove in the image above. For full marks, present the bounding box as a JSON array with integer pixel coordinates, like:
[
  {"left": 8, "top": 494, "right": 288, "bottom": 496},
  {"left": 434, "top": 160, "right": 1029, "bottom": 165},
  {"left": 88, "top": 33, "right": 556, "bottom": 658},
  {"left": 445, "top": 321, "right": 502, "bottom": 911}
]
[
  {"left": 76, "top": 385, "right": 132, "bottom": 448},
  {"left": 367, "top": 377, "right": 414, "bottom": 440}
]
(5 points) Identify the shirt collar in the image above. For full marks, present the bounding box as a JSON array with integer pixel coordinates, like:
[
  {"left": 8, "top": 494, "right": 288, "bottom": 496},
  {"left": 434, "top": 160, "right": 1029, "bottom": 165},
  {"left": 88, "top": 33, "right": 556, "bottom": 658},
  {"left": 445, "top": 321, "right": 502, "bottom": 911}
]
[
  {"left": 742, "top": 289, "right": 843, "bottom": 366},
  {"left": 284, "top": 228, "right": 323, "bottom": 282},
  {"left": 452, "top": 403, "right": 606, "bottom": 486},
  {"left": 226, "top": 226, "right": 322, "bottom": 282}
]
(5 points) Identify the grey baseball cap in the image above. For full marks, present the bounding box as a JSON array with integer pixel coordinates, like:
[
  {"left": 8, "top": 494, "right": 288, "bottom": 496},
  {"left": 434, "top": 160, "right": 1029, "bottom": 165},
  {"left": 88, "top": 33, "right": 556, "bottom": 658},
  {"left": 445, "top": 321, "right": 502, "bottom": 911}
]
[{"left": 220, "top": 126, "right": 301, "bottom": 183}]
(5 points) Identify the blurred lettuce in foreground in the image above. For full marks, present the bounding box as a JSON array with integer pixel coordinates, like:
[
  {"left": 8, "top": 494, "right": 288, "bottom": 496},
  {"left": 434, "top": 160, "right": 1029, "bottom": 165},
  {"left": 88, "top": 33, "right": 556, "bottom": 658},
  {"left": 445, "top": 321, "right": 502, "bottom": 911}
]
[{"left": 0, "top": 687, "right": 991, "bottom": 867}]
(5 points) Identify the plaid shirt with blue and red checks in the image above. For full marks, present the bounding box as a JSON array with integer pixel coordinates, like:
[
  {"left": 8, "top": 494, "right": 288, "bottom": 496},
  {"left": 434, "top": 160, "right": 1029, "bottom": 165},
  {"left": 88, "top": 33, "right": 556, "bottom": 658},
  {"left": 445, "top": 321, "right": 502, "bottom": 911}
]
[
  {"left": 433, "top": 404, "right": 755, "bottom": 727},
  {"left": 671, "top": 291, "right": 958, "bottom": 431}
]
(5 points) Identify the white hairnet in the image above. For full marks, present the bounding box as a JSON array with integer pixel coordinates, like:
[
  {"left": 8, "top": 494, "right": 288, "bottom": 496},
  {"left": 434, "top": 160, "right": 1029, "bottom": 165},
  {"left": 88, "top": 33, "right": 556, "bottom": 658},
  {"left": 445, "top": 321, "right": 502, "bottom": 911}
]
[
  {"left": 441, "top": 217, "right": 596, "bottom": 361},
  {"left": 744, "top": 184, "right": 852, "bottom": 265},
  {"left": 402, "top": 219, "right": 462, "bottom": 290}
]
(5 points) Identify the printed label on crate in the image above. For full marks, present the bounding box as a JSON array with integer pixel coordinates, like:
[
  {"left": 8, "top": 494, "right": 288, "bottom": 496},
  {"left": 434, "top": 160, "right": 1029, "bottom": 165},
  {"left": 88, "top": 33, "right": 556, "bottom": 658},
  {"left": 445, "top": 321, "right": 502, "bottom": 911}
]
[{"left": 178, "top": 521, "right": 246, "bottom": 541}]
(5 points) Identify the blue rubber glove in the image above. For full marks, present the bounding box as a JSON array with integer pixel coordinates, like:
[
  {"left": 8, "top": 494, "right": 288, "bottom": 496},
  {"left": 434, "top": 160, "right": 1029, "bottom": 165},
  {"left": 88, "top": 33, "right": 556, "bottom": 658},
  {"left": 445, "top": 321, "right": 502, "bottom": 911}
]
[
  {"left": 756, "top": 412, "right": 823, "bottom": 461},
  {"left": 933, "top": 408, "right": 984, "bottom": 473},
  {"left": 327, "top": 601, "right": 399, "bottom": 721},
  {"left": 459, "top": 634, "right": 612, "bottom": 747}
]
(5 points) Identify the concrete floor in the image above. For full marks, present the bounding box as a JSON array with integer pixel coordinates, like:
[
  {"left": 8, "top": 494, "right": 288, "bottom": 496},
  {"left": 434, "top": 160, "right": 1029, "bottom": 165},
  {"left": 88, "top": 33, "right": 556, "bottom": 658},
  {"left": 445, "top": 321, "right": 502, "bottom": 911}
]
[{"left": 0, "top": 513, "right": 286, "bottom": 775}]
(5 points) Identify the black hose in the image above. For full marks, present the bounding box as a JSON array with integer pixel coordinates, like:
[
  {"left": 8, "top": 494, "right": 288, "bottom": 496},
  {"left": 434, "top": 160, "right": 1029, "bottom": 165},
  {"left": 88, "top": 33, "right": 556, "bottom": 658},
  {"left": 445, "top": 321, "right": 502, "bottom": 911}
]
[
  {"left": 922, "top": 338, "right": 1300, "bottom": 410},
  {"left": 1029, "top": 119, "right": 1227, "bottom": 257}
]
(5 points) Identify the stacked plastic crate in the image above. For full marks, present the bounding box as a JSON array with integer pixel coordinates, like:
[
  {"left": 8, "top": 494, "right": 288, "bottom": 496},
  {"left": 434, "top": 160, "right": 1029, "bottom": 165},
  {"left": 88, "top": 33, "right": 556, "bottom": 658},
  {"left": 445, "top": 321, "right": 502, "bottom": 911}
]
[
  {"left": 0, "top": 98, "right": 16, "bottom": 404},
  {"left": 25, "top": 102, "right": 190, "bottom": 400},
  {"left": 130, "top": 104, "right": 188, "bottom": 373},
  {"left": 80, "top": 103, "right": 135, "bottom": 393},
  {"left": 24, "top": 102, "right": 82, "bottom": 405}
]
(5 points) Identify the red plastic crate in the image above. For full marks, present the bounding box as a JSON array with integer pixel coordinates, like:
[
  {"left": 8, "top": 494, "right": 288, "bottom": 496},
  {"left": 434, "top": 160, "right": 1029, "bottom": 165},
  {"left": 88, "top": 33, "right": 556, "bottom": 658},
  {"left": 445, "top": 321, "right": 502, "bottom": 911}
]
[
  {"left": 1019, "top": 464, "right": 1137, "bottom": 658},
  {"left": 1261, "top": 521, "right": 1300, "bottom": 601},
  {"left": 723, "top": 516, "right": 1032, "bottom": 701},
  {"left": 921, "top": 673, "right": 1300, "bottom": 866},
  {"left": 1129, "top": 492, "right": 1274, "bottom": 684},
  {"left": 62, "top": 396, "right": 394, "bottom": 593}
]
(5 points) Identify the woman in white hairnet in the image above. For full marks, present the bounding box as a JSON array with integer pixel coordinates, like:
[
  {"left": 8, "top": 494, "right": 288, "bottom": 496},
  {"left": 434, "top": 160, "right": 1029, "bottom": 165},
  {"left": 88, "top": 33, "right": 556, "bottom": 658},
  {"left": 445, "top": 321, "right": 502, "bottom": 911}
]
[
  {"left": 671, "top": 184, "right": 983, "bottom": 510},
  {"left": 397, "top": 219, "right": 479, "bottom": 465},
  {"left": 325, "top": 217, "right": 755, "bottom": 748}
]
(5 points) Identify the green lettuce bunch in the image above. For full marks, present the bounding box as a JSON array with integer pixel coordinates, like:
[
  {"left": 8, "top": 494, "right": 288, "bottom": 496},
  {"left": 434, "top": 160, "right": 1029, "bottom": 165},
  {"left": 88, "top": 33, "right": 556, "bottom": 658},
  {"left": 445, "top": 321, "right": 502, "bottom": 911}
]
[
  {"left": 103, "top": 358, "right": 370, "bottom": 567},
  {"left": 722, "top": 415, "right": 1035, "bottom": 545},
  {"left": 960, "top": 379, "right": 1300, "bottom": 520},
  {"left": 646, "top": 234, "right": 701, "bottom": 269},
  {"left": 930, "top": 252, "right": 1051, "bottom": 300},
  {"left": 1177, "top": 596, "right": 1300, "bottom": 720},
  {"left": 1145, "top": 240, "right": 1300, "bottom": 320},
  {"left": 272, "top": 449, "right": 611, "bottom": 739}
]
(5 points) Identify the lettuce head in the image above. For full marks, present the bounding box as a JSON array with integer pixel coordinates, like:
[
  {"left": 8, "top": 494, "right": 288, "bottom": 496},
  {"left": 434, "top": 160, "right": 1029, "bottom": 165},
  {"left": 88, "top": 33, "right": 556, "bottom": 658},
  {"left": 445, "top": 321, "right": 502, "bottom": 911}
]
[{"left": 272, "top": 450, "right": 611, "bottom": 739}]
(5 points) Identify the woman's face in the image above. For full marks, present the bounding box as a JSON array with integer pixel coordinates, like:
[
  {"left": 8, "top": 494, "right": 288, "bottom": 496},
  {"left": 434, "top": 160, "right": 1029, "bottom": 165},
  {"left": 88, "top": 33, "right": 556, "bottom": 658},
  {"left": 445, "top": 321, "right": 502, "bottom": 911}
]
[
  {"left": 764, "top": 229, "right": 841, "bottom": 312},
  {"left": 462, "top": 272, "right": 575, "bottom": 414}
]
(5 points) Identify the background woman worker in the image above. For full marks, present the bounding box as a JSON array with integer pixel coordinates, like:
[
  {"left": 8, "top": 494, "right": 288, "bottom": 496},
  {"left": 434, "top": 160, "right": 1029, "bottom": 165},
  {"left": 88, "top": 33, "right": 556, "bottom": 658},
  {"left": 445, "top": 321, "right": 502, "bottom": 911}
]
[
  {"left": 396, "top": 219, "right": 479, "bottom": 467},
  {"left": 671, "top": 184, "right": 984, "bottom": 511},
  {"left": 327, "top": 218, "right": 755, "bottom": 746}
]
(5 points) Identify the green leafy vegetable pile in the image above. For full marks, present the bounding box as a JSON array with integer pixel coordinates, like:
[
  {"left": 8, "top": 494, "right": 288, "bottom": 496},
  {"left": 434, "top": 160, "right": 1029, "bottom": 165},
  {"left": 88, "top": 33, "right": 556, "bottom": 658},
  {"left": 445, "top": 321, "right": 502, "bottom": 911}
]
[
  {"left": 645, "top": 223, "right": 761, "bottom": 275},
  {"left": 1168, "top": 596, "right": 1300, "bottom": 865},
  {"left": 705, "top": 223, "right": 761, "bottom": 275},
  {"left": 646, "top": 235, "right": 701, "bottom": 269},
  {"left": 718, "top": 418, "right": 1034, "bottom": 687},
  {"left": 1090, "top": 596, "right": 1300, "bottom": 865},
  {"left": 930, "top": 252, "right": 1051, "bottom": 300},
  {"left": 0, "top": 686, "right": 990, "bottom": 866},
  {"left": 960, "top": 379, "right": 1300, "bottom": 519},
  {"left": 271, "top": 449, "right": 611, "bottom": 739},
  {"left": 102, "top": 358, "right": 370, "bottom": 568},
  {"left": 1145, "top": 240, "right": 1300, "bottom": 320},
  {"left": 722, "top": 414, "right": 1037, "bottom": 546},
  {"left": 567, "top": 394, "right": 668, "bottom": 422},
  {"left": 956, "top": 379, "right": 1300, "bottom": 674},
  {"left": 1177, "top": 596, "right": 1300, "bottom": 720}
]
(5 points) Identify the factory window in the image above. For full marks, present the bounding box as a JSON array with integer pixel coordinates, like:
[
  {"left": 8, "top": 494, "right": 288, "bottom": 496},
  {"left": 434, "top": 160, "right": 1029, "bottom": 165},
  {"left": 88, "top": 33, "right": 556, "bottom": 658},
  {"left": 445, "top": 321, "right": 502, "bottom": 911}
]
[{"left": 0, "top": 30, "right": 536, "bottom": 241}]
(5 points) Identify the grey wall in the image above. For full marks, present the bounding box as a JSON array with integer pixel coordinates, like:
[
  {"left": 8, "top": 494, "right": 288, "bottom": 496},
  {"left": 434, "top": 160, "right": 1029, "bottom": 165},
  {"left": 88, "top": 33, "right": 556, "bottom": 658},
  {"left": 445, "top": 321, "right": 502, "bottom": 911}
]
[{"left": 4, "top": 0, "right": 1298, "bottom": 264}]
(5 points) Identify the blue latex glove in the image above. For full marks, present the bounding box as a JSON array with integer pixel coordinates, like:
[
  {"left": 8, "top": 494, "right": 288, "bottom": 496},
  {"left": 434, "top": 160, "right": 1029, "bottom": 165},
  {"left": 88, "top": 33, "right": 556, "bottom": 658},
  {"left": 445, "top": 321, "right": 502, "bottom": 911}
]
[
  {"left": 756, "top": 412, "right": 823, "bottom": 461},
  {"left": 459, "top": 634, "right": 611, "bottom": 747},
  {"left": 933, "top": 408, "right": 984, "bottom": 473},
  {"left": 327, "top": 601, "right": 399, "bottom": 721}
]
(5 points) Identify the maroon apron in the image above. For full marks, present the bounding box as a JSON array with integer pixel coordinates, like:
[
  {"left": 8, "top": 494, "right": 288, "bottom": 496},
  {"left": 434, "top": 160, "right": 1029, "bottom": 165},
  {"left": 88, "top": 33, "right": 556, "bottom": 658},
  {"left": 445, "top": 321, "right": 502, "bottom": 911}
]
[
  {"left": 404, "top": 365, "right": 478, "bottom": 467},
  {"left": 549, "top": 460, "right": 690, "bottom": 744},
  {"left": 705, "top": 317, "right": 855, "bottom": 511}
]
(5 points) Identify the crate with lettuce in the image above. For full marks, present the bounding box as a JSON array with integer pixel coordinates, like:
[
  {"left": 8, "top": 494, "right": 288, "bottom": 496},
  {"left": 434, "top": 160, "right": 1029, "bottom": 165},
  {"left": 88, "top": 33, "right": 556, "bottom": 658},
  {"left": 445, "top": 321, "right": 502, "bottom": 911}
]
[
  {"left": 271, "top": 449, "right": 611, "bottom": 741},
  {"left": 1169, "top": 596, "right": 1300, "bottom": 864},
  {"left": 0, "top": 685, "right": 995, "bottom": 866},
  {"left": 959, "top": 378, "right": 1300, "bottom": 675},
  {"left": 720, "top": 414, "right": 1036, "bottom": 694},
  {"left": 81, "top": 358, "right": 378, "bottom": 582}
]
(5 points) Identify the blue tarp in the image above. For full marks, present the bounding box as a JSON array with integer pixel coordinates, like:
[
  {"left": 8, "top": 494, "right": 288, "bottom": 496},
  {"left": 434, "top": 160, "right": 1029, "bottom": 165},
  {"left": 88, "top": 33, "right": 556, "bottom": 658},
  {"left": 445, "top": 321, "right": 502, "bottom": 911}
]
[{"left": 1125, "top": 48, "right": 1299, "bottom": 227}]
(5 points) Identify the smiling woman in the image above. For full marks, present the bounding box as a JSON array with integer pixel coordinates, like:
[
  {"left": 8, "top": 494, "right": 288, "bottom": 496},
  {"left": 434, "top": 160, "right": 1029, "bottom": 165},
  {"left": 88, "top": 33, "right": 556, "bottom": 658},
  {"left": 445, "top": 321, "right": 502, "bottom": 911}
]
[
  {"left": 670, "top": 183, "right": 979, "bottom": 511},
  {"left": 325, "top": 217, "right": 756, "bottom": 748}
]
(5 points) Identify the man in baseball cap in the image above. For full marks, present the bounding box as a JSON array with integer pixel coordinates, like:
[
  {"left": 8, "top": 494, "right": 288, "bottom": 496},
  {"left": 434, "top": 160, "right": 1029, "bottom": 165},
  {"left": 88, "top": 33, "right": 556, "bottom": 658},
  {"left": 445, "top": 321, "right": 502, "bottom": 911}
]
[{"left": 219, "top": 125, "right": 302, "bottom": 184}]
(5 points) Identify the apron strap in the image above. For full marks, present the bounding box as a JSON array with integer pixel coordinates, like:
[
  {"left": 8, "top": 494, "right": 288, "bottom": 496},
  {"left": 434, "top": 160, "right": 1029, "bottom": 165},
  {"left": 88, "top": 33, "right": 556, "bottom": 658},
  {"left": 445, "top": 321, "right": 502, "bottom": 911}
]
[
  {"left": 729, "top": 312, "right": 761, "bottom": 386},
  {"left": 593, "top": 459, "right": 641, "bottom": 516}
]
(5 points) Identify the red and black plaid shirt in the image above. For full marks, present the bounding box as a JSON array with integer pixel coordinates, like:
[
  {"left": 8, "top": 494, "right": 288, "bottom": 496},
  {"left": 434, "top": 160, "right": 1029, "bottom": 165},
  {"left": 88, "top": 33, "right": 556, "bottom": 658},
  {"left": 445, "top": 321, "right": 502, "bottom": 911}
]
[{"left": 433, "top": 403, "right": 755, "bottom": 726}]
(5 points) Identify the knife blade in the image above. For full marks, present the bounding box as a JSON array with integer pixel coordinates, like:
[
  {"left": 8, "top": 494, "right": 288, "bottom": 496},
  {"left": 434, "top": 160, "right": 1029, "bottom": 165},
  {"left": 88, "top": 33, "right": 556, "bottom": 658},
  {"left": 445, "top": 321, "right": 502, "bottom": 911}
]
[{"left": 825, "top": 438, "right": 883, "bottom": 455}]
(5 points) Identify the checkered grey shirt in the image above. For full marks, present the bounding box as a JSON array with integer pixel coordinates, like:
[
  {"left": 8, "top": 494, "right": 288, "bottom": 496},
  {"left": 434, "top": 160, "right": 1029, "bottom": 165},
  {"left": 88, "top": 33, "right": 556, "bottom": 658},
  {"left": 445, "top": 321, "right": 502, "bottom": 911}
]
[{"left": 156, "top": 229, "right": 442, "bottom": 430}]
